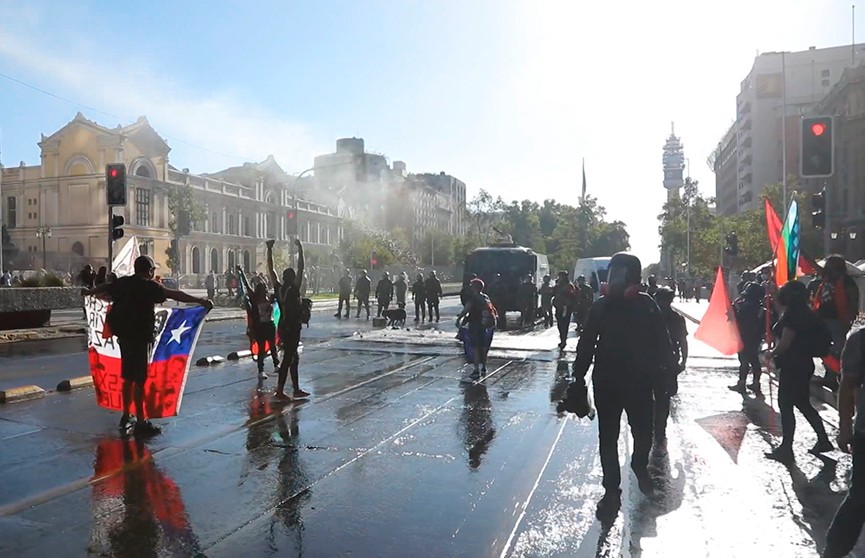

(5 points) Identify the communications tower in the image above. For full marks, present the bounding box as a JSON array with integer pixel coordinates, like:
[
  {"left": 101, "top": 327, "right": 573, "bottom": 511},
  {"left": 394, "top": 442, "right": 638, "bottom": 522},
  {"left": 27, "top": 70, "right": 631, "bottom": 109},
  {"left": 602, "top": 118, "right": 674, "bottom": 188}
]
[{"left": 662, "top": 123, "right": 685, "bottom": 200}]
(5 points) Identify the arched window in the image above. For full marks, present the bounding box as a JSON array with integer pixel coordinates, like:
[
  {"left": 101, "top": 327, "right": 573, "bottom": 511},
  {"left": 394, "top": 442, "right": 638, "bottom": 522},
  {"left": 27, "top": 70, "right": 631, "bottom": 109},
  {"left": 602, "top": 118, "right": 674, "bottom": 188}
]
[
  {"left": 71, "top": 241, "right": 85, "bottom": 256},
  {"left": 243, "top": 250, "right": 251, "bottom": 271},
  {"left": 228, "top": 251, "right": 236, "bottom": 271},
  {"left": 64, "top": 155, "right": 94, "bottom": 176},
  {"left": 191, "top": 247, "right": 201, "bottom": 274},
  {"left": 135, "top": 166, "right": 151, "bottom": 178},
  {"left": 210, "top": 248, "right": 219, "bottom": 273}
]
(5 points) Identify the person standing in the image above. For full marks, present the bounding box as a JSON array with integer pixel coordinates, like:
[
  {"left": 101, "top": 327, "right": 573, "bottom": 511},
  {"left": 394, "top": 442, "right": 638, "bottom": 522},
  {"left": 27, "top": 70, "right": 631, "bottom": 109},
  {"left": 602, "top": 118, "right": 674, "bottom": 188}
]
[
  {"left": 765, "top": 280, "right": 833, "bottom": 461},
  {"left": 238, "top": 265, "right": 280, "bottom": 380},
  {"left": 518, "top": 274, "right": 538, "bottom": 326},
  {"left": 95, "top": 266, "right": 108, "bottom": 286},
  {"left": 0, "top": 269, "right": 9, "bottom": 287},
  {"left": 375, "top": 272, "right": 394, "bottom": 317},
  {"left": 571, "top": 252, "right": 674, "bottom": 519},
  {"left": 813, "top": 255, "right": 860, "bottom": 390},
  {"left": 412, "top": 273, "right": 427, "bottom": 322},
  {"left": 553, "top": 271, "right": 577, "bottom": 350},
  {"left": 354, "top": 270, "right": 372, "bottom": 319},
  {"left": 267, "top": 239, "right": 310, "bottom": 401},
  {"left": 575, "top": 275, "right": 594, "bottom": 333},
  {"left": 456, "top": 278, "right": 495, "bottom": 376},
  {"left": 824, "top": 326, "right": 865, "bottom": 557},
  {"left": 78, "top": 264, "right": 96, "bottom": 288},
  {"left": 646, "top": 275, "right": 659, "bottom": 297},
  {"left": 205, "top": 271, "right": 216, "bottom": 301},
  {"left": 425, "top": 271, "right": 443, "bottom": 322},
  {"left": 729, "top": 281, "right": 766, "bottom": 395},
  {"left": 539, "top": 275, "right": 554, "bottom": 328},
  {"left": 653, "top": 286, "right": 687, "bottom": 442},
  {"left": 336, "top": 269, "right": 353, "bottom": 319},
  {"left": 82, "top": 256, "right": 213, "bottom": 436},
  {"left": 394, "top": 272, "right": 408, "bottom": 309}
]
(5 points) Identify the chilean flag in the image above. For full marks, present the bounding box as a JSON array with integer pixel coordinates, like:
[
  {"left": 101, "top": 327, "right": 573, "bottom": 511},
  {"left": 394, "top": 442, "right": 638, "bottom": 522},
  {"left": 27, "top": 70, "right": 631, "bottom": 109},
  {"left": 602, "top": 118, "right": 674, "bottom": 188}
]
[{"left": 85, "top": 296, "right": 207, "bottom": 418}]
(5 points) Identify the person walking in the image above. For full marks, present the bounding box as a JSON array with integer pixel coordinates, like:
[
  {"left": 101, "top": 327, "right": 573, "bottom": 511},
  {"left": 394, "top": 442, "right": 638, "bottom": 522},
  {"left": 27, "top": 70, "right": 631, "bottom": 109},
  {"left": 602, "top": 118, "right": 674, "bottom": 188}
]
[
  {"left": 425, "top": 271, "right": 443, "bottom": 322},
  {"left": 729, "top": 281, "right": 766, "bottom": 395},
  {"left": 765, "top": 280, "right": 833, "bottom": 461},
  {"left": 571, "top": 252, "right": 675, "bottom": 519},
  {"left": 267, "top": 239, "right": 310, "bottom": 401},
  {"left": 575, "top": 275, "right": 594, "bottom": 333},
  {"left": 82, "top": 256, "right": 213, "bottom": 436},
  {"left": 824, "top": 326, "right": 865, "bottom": 557},
  {"left": 813, "top": 255, "right": 860, "bottom": 390},
  {"left": 375, "top": 272, "right": 394, "bottom": 317},
  {"left": 412, "top": 273, "right": 427, "bottom": 322},
  {"left": 653, "top": 286, "right": 687, "bottom": 443},
  {"left": 553, "top": 271, "right": 577, "bottom": 350},
  {"left": 539, "top": 274, "right": 554, "bottom": 328},
  {"left": 354, "top": 270, "right": 372, "bottom": 319},
  {"left": 336, "top": 269, "right": 352, "bottom": 319},
  {"left": 456, "top": 278, "right": 496, "bottom": 376},
  {"left": 238, "top": 265, "right": 280, "bottom": 380}
]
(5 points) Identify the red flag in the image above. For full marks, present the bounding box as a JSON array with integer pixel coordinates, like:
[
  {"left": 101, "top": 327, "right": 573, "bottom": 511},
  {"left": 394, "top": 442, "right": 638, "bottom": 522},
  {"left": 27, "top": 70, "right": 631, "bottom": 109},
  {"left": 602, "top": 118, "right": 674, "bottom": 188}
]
[
  {"left": 695, "top": 267, "right": 744, "bottom": 355},
  {"left": 764, "top": 198, "right": 818, "bottom": 275}
]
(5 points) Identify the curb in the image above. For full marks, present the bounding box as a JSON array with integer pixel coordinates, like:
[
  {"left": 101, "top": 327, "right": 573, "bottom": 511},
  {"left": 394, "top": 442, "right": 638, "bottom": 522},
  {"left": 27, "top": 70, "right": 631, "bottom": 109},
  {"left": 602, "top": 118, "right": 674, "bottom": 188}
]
[
  {"left": 227, "top": 350, "right": 253, "bottom": 361},
  {"left": 196, "top": 355, "right": 225, "bottom": 367},
  {"left": 0, "top": 385, "right": 46, "bottom": 403},
  {"left": 56, "top": 376, "right": 94, "bottom": 392}
]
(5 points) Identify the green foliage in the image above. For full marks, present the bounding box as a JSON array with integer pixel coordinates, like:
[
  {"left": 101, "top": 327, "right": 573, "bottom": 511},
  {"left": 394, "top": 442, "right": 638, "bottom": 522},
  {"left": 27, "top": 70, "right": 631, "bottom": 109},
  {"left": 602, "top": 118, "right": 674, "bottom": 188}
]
[
  {"left": 419, "top": 229, "right": 455, "bottom": 266},
  {"left": 17, "top": 273, "right": 65, "bottom": 287},
  {"left": 338, "top": 221, "right": 416, "bottom": 269}
]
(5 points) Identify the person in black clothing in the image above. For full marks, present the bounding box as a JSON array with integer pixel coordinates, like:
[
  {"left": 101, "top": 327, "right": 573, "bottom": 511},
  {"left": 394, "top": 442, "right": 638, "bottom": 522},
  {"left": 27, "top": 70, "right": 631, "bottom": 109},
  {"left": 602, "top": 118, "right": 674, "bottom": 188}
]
[
  {"left": 519, "top": 274, "right": 538, "bottom": 326},
  {"left": 574, "top": 275, "right": 594, "bottom": 333},
  {"left": 729, "top": 281, "right": 765, "bottom": 395},
  {"left": 425, "top": 271, "right": 442, "bottom": 322},
  {"left": 83, "top": 256, "right": 213, "bottom": 436},
  {"left": 78, "top": 264, "right": 96, "bottom": 288},
  {"left": 413, "top": 273, "right": 427, "bottom": 322},
  {"left": 653, "top": 287, "right": 688, "bottom": 442},
  {"left": 354, "top": 270, "right": 372, "bottom": 319},
  {"left": 646, "top": 275, "right": 658, "bottom": 297},
  {"left": 267, "top": 239, "right": 310, "bottom": 401},
  {"left": 460, "top": 274, "right": 478, "bottom": 306},
  {"left": 394, "top": 272, "right": 408, "bottom": 309},
  {"left": 571, "top": 252, "right": 675, "bottom": 519},
  {"left": 553, "top": 272, "right": 577, "bottom": 349},
  {"left": 375, "top": 272, "right": 394, "bottom": 317},
  {"left": 95, "top": 266, "right": 108, "bottom": 286},
  {"left": 238, "top": 266, "right": 280, "bottom": 380},
  {"left": 539, "top": 275, "right": 554, "bottom": 328},
  {"left": 335, "top": 269, "right": 352, "bottom": 319},
  {"left": 765, "top": 280, "right": 833, "bottom": 461}
]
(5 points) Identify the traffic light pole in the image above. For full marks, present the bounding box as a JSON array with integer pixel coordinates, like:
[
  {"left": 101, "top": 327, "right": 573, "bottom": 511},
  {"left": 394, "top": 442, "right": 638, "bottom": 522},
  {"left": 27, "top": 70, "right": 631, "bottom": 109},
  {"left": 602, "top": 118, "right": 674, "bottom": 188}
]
[
  {"left": 824, "top": 179, "right": 832, "bottom": 258},
  {"left": 107, "top": 206, "right": 114, "bottom": 273}
]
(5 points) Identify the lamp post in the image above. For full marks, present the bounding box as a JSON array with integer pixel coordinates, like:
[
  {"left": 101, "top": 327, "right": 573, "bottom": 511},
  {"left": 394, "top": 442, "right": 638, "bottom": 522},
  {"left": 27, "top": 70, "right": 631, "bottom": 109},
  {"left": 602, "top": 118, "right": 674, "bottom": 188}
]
[{"left": 36, "top": 227, "right": 51, "bottom": 270}]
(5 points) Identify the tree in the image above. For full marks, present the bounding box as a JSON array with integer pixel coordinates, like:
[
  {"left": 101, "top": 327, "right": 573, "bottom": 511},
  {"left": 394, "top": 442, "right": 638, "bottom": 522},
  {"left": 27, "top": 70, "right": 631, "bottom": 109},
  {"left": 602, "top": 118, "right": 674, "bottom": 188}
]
[
  {"left": 420, "top": 230, "right": 455, "bottom": 266},
  {"left": 466, "top": 189, "right": 505, "bottom": 245},
  {"left": 2, "top": 225, "right": 19, "bottom": 269},
  {"left": 166, "top": 184, "right": 206, "bottom": 275}
]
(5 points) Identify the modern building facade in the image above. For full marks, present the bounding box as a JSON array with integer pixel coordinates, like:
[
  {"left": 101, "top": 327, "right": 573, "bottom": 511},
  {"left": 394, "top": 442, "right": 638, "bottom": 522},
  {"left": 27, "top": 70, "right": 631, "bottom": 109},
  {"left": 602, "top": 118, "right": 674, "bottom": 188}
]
[
  {"left": 712, "top": 123, "right": 739, "bottom": 216},
  {"left": 715, "top": 44, "right": 865, "bottom": 214},
  {"left": 1, "top": 113, "right": 341, "bottom": 278}
]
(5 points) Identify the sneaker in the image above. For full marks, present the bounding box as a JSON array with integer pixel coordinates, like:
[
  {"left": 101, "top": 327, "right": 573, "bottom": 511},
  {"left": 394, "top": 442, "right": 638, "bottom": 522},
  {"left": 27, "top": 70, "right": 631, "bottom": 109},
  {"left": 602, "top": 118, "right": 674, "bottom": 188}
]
[
  {"left": 728, "top": 383, "right": 746, "bottom": 393},
  {"left": 273, "top": 391, "right": 292, "bottom": 401},
  {"left": 118, "top": 416, "right": 136, "bottom": 437},
  {"left": 258, "top": 370, "right": 269, "bottom": 380},
  {"left": 135, "top": 420, "right": 162, "bottom": 437},
  {"left": 595, "top": 490, "right": 621, "bottom": 520},
  {"left": 765, "top": 446, "right": 794, "bottom": 461},
  {"left": 810, "top": 439, "right": 834, "bottom": 454},
  {"left": 293, "top": 389, "right": 311, "bottom": 399},
  {"left": 334, "top": 313, "right": 341, "bottom": 318}
]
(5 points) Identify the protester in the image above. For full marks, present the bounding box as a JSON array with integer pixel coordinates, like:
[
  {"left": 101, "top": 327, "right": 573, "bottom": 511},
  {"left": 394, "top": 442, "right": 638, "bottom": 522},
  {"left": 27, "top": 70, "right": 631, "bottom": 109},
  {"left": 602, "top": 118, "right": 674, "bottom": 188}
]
[
  {"left": 729, "top": 281, "right": 766, "bottom": 395},
  {"left": 646, "top": 275, "right": 659, "bottom": 297},
  {"left": 575, "top": 275, "right": 594, "bottom": 333},
  {"left": 78, "top": 264, "right": 96, "bottom": 288},
  {"left": 205, "top": 270, "right": 216, "bottom": 300},
  {"left": 553, "top": 271, "right": 577, "bottom": 350},
  {"left": 354, "top": 270, "right": 371, "bottom": 319},
  {"left": 824, "top": 326, "right": 865, "bottom": 557},
  {"left": 539, "top": 274, "right": 554, "bottom": 328},
  {"left": 456, "top": 277, "right": 496, "bottom": 376},
  {"left": 82, "top": 255, "right": 213, "bottom": 436},
  {"left": 571, "top": 252, "right": 675, "bottom": 519},
  {"left": 518, "top": 274, "right": 537, "bottom": 326},
  {"left": 335, "top": 269, "right": 352, "bottom": 319},
  {"left": 95, "top": 265, "right": 108, "bottom": 286},
  {"left": 653, "top": 286, "right": 688, "bottom": 443},
  {"left": 238, "top": 265, "right": 280, "bottom": 380},
  {"left": 375, "top": 272, "right": 394, "bottom": 317},
  {"left": 413, "top": 273, "right": 427, "bottom": 322},
  {"left": 267, "top": 238, "right": 310, "bottom": 401},
  {"left": 425, "top": 270, "right": 443, "bottom": 323},
  {"left": 765, "top": 280, "right": 833, "bottom": 461},
  {"left": 394, "top": 272, "right": 408, "bottom": 309},
  {"left": 812, "top": 255, "right": 860, "bottom": 390}
]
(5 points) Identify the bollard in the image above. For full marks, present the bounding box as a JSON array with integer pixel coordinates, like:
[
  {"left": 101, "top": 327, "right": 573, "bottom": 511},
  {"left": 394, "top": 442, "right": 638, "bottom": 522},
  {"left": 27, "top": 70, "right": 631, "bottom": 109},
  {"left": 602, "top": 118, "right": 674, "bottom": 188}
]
[
  {"left": 57, "top": 376, "right": 94, "bottom": 392},
  {"left": 195, "top": 355, "right": 225, "bottom": 367},
  {"left": 0, "top": 385, "right": 46, "bottom": 403},
  {"left": 227, "top": 350, "right": 253, "bottom": 361}
]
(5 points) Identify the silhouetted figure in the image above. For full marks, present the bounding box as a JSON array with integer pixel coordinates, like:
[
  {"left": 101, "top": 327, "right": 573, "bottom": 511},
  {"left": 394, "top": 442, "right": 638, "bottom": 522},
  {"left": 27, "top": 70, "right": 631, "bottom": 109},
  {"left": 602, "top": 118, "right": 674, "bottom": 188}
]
[
  {"left": 413, "top": 273, "right": 427, "bottom": 322},
  {"left": 354, "top": 270, "right": 372, "bottom": 319},
  {"left": 539, "top": 274, "right": 554, "bottom": 328},
  {"left": 729, "top": 281, "right": 765, "bottom": 395},
  {"left": 376, "top": 272, "right": 394, "bottom": 317},
  {"left": 653, "top": 287, "right": 687, "bottom": 443},
  {"left": 336, "top": 269, "right": 352, "bottom": 319},
  {"left": 553, "top": 271, "right": 577, "bottom": 349},
  {"left": 425, "top": 271, "right": 442, "bottom": 322}
]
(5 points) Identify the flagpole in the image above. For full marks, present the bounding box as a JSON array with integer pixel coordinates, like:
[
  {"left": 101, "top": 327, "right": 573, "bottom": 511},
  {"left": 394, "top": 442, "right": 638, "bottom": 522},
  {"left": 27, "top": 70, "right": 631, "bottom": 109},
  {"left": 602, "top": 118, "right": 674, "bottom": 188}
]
[{"left": 781, "top": 51, "right": 788, "bottom": 210}]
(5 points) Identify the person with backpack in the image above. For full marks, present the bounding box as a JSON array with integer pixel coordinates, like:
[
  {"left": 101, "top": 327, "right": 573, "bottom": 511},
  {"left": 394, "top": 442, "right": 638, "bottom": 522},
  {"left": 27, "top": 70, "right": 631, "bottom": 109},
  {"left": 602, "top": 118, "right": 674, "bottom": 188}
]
[
  {"left": 82, "top": 255, "right": 213, "bottom": 436},
  {"left": 824, "top": 326, "right": 865, "bottom": 557},
  {"left": 238, "top": 265, "right": 279, "bottom": 380},
  {"left": 653, "top": 286, "right": 688, "bottom": 443},
  {"left": 729, "top": 281, "right": 766, "bottom": 395},
  {"left": 335, "top": 269, "right": 352, "bottom": 319},
  {"left": 813, "top": 255, "right": 860, "bottom": 390},
  {"left": 267, "top": 238, "right": 310, "bottom": 402},
  {"left": 354, "top": 270, "right": 372, "bottom": 319},
  {"left": 425, "top": 271, "right": 443, "bottom": 323},
  {"left": 413, "top": 273, "right": 427, "bottom": 322},
  {"left": 456, "top": 277, "right": 497, "bottom": 376},
  {"left": 765, "top": 280, "right": 833, "bottom": 461}
]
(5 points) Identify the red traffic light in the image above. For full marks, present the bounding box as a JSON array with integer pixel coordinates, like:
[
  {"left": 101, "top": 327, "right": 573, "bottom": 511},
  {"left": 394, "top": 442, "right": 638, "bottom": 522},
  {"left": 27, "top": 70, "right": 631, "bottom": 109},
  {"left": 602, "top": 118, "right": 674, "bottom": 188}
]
[
  {"left": 109, "top": 168, "right": 118, "bottom": 178},
  {"left": 811, "top": 122, "right": 827, "bottom": 136}
]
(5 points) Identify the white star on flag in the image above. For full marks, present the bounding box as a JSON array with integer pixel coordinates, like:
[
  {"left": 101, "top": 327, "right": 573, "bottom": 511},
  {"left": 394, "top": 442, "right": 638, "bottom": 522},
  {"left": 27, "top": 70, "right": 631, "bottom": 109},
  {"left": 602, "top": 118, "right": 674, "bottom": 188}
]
[{"left": 168, "top": 320, "right": 192, "bottom": 345}]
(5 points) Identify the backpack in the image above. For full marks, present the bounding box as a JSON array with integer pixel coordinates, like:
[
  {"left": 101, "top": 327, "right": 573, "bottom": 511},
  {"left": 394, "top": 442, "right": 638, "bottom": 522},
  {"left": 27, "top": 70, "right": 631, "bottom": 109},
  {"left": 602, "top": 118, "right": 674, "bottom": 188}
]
[
  {"left": 300, "top": 298, "right": 313, "bottom": 327},
  {"left": 480, "top": 294, "right": 498, "bottom": 329}
]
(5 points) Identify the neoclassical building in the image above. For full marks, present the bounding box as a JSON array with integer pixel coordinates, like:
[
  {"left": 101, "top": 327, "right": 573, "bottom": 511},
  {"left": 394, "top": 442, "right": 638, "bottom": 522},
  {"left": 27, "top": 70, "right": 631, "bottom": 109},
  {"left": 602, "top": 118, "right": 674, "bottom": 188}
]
[{"left": 1, "top": 113, "right": 342, "bottom": 280}]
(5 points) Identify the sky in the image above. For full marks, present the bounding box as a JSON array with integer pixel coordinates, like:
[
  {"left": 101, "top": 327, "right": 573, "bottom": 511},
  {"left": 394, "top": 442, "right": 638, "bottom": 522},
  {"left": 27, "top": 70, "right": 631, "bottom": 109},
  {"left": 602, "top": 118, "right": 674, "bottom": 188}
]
[{"left": 0, "top": 0, "right": 862, "bottom": 265}]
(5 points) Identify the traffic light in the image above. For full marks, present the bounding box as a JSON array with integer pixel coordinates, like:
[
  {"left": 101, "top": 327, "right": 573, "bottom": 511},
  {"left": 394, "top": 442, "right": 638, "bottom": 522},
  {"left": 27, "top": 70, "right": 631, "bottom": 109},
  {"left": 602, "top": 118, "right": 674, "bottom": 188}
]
[
  {"left": 725, "top": 232, "right": 738, "bottom": 257},
  {"left": 111, "top": 215, "right": 125, "bottom": 241},
  {"left": 286, "top": 209, "right": 298, "bottom": 236},
  {"left": 801, "top": 116, "right": 834, "bottom": 177},
  {"left": 105, "top": 163, "right": 128, "bottom": 206},
  {"left": 811, "top": 189, "right": 826, "bottom": 228},
  {"left": 370, "top": 250, "right": 379, "bottom": 269}
]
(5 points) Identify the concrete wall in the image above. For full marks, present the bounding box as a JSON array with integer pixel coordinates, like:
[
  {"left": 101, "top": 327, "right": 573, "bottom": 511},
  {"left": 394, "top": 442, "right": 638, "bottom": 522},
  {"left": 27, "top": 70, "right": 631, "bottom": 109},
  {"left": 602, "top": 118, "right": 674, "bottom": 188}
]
[{"left": 0, "top": 287, "right": 83, "bottom": 311}]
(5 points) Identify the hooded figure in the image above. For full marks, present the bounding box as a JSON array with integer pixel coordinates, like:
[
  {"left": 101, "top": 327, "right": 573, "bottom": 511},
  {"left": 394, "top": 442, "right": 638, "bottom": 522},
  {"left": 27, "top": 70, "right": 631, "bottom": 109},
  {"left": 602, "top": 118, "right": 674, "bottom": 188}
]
[
  {"left": 729, "top": 281, "right": 766, "bottom": 395},
  {"left": 570, "top": 252, "right": 675, "bottom": 520}
]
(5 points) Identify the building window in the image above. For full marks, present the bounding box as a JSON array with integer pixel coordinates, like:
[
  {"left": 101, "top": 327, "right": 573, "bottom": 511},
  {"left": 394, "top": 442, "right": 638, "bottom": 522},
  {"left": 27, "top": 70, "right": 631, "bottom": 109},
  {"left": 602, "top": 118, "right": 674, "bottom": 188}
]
[
  {"left": 822, "top": 69, "right": 830, "bottom": 78},
  {"left": 136, "top": 188, "right": 151, "bottom": 227},
  {"left": 228, "top": 214, "right": 237, "bottom": 235},
  {"left": 211, "top": 212, "right": 220, "bottom": 234},
  {"left": 244, "top": 214, "right": 251, "bottom": 237},
  {"left": 135, "top": 165, "right": 151, "bottom": 178},
  {"left": 7, "top": 197, "right": 16, "bottom": 228},
  {"left": 71, "top": 241, "right": 84, "bottom": 256}
]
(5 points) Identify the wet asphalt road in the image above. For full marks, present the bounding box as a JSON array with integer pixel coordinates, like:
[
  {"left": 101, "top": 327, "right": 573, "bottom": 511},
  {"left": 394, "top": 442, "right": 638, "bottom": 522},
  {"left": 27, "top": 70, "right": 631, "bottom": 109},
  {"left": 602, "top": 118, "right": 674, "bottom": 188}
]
[{"left": 1, "top": 303, "right": 864, "bottom": 557}]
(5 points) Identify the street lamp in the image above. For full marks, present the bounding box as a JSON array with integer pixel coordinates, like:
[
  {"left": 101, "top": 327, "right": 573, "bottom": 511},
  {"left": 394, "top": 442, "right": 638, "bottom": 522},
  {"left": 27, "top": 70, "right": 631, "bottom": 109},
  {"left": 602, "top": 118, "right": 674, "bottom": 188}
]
[{"left": 36, "top": 227, "right": 51, "bottom": 270}]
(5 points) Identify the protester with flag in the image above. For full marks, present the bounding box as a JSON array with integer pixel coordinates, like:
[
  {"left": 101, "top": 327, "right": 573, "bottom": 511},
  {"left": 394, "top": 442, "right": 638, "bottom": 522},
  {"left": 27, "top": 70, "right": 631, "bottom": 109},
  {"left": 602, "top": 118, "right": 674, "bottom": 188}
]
[
  {"left": 83, "top": 255, "right": 213, "bottom": 437},
  {"left": 237, "top": 265, "right": 280, "bottom": 380},
  {"left": 812, "top": 255, "right": 860, "bottom": 390}
]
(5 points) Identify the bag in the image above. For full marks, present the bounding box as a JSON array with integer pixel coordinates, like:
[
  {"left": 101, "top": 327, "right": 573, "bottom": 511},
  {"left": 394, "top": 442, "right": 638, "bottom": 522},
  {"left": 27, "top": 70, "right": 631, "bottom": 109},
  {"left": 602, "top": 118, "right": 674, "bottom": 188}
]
[
  {"left": 480, "top": 294, "right": 498, "bottom": 329},
  {"left": 803, "top": 319, "right": 833, "bottom": 357},
  {"left": 300, "top": 298, "right": 313, "bottom": 327},
  {"left": 556, "top": 379, "right": 595, "bottom": 419}
]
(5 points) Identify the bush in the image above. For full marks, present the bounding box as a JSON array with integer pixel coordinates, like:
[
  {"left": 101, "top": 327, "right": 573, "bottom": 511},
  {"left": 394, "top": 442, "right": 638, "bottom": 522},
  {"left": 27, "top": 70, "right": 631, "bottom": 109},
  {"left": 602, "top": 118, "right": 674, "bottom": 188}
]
[{"left": 16, "top": 274, "right": 66, "bottom": 287}]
